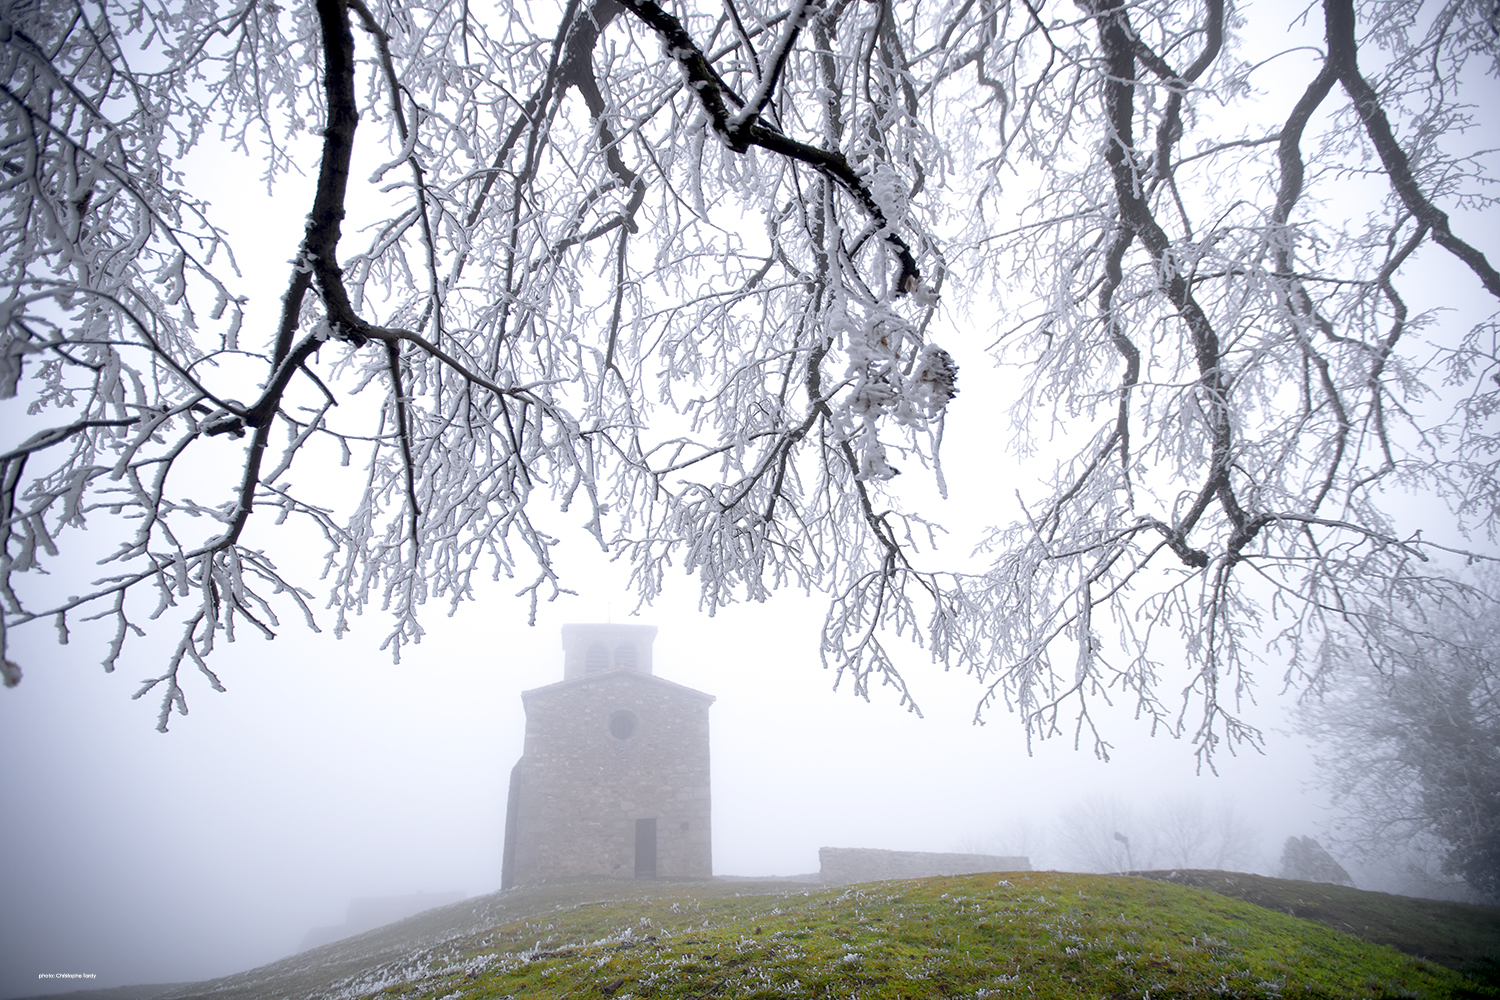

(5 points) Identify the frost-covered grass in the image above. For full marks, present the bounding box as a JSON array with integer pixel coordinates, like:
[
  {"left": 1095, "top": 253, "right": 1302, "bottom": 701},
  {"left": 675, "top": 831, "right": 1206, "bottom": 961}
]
[
  {"left": 1133, "top": 869, "right": 1500, "bottom": 987},
  {"left": 348, "top": 873, "right": 1489, "bottom": 999}
]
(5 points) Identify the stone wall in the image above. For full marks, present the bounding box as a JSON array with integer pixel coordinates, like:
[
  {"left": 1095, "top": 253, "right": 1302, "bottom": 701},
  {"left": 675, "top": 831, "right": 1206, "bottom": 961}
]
[
  {"left": 818, "top": 847, "right": 1031, "bottom": 885},
  {"left": 503, "top": 670, "right": 713, "bottom": 886}
]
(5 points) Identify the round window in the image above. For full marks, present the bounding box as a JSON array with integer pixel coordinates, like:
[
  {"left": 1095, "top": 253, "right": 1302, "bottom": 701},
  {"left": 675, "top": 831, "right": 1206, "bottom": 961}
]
[{"left": 608, "top": 710, "right": 637, "bottom": 740}]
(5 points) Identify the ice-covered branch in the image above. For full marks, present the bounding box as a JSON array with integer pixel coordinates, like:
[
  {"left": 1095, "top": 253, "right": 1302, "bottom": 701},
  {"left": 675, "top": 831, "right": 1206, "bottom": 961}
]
[{"left": 614, "top": 0, "right": 921, "bottom": 295}]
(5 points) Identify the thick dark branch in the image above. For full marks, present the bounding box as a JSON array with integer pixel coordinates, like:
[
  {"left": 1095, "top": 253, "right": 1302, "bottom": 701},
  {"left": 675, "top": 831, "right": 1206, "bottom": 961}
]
[
  {"left": 1323, "top": 0, "right": 1500, "bottom": 300},
  {"left": 226, "top": 0, "right": 365, "bottom": 546},
  {"left": 749, "top": 125, "right": 920, "bottom": 292},
  {"left": 1267, "top": 56, "right": 1353, "bottom": 520},
  {"left": 729, "top": 0, "right": 816, "bottom": 135},
  {"left": 348, "top": 0, "right": 446, "bottom": 342},
  {"left": 270, "top": 270, "right": 313, "bottom": 374},
  {"left": 572, "top": 50, "right": 647, "bottom": 228},
  {"left": 1102, "top": 224, "right": 1138, "bottom": 505},
  {"left": 385, "top": 340, "right": 420, "bottom": 554},
  {"left": 615, "top": 0, "right": 921, "bottom": 295},
  {"left": 305, "top": 0, "right": 365, "bottom": 344},
  {"left": 1267, "top": 60, "right": 1353, "bottom": 516},
  {"left": 1086, "top": 0, "right": 1245, "bottom": 547},
  {"left": 1124, "top": 0, "right": 1224, "bottom": 182},
  {"left": 464, "top": 0, "right": 595, "bottom": 232},
  {"left": 1272, "top": 62, "right": 1337, "bottom": 240},
  {"left": 613, "top": 0, "right": 742, "bottom": 134},
  {"left": 1146, "top": 517, "right": 1210, "bottom": 568}
]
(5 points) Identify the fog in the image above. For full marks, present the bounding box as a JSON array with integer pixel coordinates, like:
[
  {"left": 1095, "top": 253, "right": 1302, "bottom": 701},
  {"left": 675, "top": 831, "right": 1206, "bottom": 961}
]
[
  {"left": 0, "top": 131, "right": 1456, "bottom": 995},
  {"left": 6, "top": 4, "right": 1489, "bottom": 996},
  {"left": 0, "top": 537, "right": 1337, "bottom": 999},
  {"left": 0, "top": 143, "right": 1369, "bottom": 1000}
]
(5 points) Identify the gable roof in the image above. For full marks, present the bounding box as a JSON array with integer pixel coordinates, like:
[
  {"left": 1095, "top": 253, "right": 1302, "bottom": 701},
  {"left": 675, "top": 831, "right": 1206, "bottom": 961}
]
[{"left": 520, "top": 668, "right": 716, "bottom": 706}]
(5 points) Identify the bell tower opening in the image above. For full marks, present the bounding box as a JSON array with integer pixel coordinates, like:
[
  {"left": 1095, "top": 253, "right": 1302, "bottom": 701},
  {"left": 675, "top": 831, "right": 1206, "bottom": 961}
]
[
  {"left": 585, "top": 643, "right": 609, "bottom": 674},
  {"left": 561, "top": 624, "right": 658, "bottom": 679}
]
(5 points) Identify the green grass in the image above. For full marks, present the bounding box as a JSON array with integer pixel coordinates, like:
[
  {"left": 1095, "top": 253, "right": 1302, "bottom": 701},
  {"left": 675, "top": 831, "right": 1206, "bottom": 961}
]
[
  {"left": 1133, "top": 870, "right": 1500, "bottom": 987},
  {"left": 351, "top": 873, "right": 1494, "bottom": 999}
]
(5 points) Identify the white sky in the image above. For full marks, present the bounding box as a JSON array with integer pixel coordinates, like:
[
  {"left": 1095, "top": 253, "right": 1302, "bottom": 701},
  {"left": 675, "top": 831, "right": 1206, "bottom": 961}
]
[
  {"left": 3, "top": 1, "right": 1496, "bottom": 996},
  {"left": 0, "top": 532, "right": 1334, "bottom": 997},
  {"left": 0, "top": 246, "right": 1336, "bottom": 996}
]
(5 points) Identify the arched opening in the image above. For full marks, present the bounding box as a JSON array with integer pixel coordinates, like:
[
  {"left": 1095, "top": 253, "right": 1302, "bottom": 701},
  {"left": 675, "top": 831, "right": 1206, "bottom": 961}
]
[
  {"left": 615, "top": 642, "right": 638, "bottom": 671},
  {"left": 585, "top": 643, "right": 609, "bottom": 674}
]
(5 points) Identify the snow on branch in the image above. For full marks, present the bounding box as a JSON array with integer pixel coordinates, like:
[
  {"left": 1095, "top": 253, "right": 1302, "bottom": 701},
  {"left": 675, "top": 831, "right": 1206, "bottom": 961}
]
[
  {"left": 0, "top": 0, "right": 1497, "bottom": 760},
  {"left": 614, "top": 0, "right": 923, "bottom": 297}
]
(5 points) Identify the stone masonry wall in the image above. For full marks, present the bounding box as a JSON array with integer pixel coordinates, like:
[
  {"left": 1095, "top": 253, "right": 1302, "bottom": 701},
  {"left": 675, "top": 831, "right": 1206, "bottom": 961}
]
[
  {"left": 819, "top": 848, "right": 1031, "bottom": 885},
  {"left": 507, "top": 671, "right": 713, "bottom": 885}
]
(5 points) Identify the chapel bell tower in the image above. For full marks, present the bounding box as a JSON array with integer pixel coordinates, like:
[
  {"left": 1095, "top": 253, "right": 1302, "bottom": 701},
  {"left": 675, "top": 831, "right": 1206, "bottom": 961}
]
[{"left": 501, "top": 624, "right": 714, "bottom": 887}]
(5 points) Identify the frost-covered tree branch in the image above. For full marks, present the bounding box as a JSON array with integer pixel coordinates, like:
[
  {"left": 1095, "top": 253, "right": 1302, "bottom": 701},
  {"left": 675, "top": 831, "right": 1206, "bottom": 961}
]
[
  {"left": 0, "top": 0, "right": 1495, "bottom": 754},
  {"left": 876, "top": 0, "right": 1500, "bottom": 762}
]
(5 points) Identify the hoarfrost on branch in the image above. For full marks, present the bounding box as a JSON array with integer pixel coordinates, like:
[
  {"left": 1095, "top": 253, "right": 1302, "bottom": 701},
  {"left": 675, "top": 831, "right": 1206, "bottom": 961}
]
[{"left": 0, "top": 0, "right": 1496, "bottom": 757}]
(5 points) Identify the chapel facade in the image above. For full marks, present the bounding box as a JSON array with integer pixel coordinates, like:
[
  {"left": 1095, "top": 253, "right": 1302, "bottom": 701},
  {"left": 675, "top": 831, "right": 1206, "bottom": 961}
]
[{"left": 500, "top": 624, "right": 714, "bottom": 888}]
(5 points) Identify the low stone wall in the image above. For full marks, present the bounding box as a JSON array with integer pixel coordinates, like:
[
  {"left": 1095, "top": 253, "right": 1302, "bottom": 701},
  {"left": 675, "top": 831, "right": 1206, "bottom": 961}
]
[{"left": 819, "top": 847, "right": 1031, "bottom": 885}]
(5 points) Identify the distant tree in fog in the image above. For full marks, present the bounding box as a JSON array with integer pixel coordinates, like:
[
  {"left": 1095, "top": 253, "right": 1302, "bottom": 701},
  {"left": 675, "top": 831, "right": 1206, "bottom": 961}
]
[
  {"left": 957, "top": 818, "right": 1048, "bottom": 866},
  {"left": 1299, "top": 583, "right": 1500, "bottom": 903},
  {"left": 1151, "top": 797, "right": 1259, "bottom": 871},
  {"left": 1055, "top": 797, "right": 1139, "bottom": 873},
  {"left": 1, "top": 0, "right": 1497, "bottom": 750},
  {"left": 1055, "top": 795, "right": 1258, "bottom": 873}
]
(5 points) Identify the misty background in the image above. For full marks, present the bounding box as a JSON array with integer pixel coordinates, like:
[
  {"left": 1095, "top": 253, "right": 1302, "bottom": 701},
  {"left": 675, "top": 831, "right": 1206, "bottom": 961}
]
[
  {"left": 2, "top": 3, "right": 1488, "bottom": 996},
  {"left": 2, "top": 534, "right": 1337, "bottom": 999}
]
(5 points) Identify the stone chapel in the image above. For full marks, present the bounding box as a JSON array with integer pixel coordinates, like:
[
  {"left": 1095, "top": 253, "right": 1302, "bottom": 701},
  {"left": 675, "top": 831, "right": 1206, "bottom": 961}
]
[{"left": 500, "top": 624, "right": 714, "bottom": 888}]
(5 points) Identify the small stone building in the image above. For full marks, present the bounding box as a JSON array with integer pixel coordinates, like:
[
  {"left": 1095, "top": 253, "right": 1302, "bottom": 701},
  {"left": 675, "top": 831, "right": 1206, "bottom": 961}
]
[{"left": 501, "top": 624, "right": 714, "bottom": 888}]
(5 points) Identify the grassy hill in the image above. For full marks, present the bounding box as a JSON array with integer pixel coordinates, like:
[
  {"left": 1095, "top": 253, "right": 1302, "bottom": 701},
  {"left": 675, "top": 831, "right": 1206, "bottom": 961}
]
[
  {"left": 1134, "top": 869, "right": 1500, "bottom": 985},
  {"left": 43, "top": 873, "right": 1498, "bottom": 1000},
  {"left": 359, "top": 872, "right": 1500, "bottom": 1000}
]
